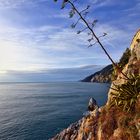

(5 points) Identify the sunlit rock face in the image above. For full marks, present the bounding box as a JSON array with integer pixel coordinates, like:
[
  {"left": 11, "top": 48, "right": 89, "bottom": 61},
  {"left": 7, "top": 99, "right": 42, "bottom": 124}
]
[
  {"left": 51, "top": 29, "right": 140, "bottom": 140},
  {"left": 108, "top": 29, "right": 140, "bottom": 103},
  {"left": 130, "top": 29, "right": 140, "bottom": 50}
]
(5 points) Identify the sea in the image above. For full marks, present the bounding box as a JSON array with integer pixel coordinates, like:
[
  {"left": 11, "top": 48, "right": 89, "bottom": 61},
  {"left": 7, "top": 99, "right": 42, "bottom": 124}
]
[{"left": 0, "top": 82, "right": 110, "bottom": 140}]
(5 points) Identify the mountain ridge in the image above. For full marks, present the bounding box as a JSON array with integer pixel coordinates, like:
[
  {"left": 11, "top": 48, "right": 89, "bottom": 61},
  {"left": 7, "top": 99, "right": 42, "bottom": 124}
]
[{"left": 81, "top": 64, "right": 113, "bottom": 83}]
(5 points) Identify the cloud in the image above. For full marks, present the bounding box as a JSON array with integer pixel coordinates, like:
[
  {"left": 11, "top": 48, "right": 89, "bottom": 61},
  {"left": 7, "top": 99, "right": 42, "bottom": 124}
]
[
  {"left": 0, "top": 0, "right": 139, "bottom": 73},
  {"left": 0, "top": 17, "right": 135, "bottom": 72},
  {"left": 0, "top": 0, "right": 47, "bottom": 9},
  {"left": 88, "top": 0, "right": 121, "bottom": 8},
  {"left": 0, "top": 22, "right": 90, "bottom": 71},
  {"left": 122, "top": 1, "right": 140, "bottom": 16}
]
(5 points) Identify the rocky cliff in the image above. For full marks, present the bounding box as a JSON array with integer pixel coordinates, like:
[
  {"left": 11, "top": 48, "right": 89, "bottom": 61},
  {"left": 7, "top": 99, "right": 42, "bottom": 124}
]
[
  {"left": 81, "top": 64, "right": 113, "bottom": 83},
  {"left": 51, "top": 29, "right": 140, "bottom": 140}
]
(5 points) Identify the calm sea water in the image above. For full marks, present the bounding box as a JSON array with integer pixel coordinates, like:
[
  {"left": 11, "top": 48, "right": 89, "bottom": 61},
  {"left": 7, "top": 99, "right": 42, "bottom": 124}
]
[{"left": 0, "top": 82, "right": 109, "bottom": 140}]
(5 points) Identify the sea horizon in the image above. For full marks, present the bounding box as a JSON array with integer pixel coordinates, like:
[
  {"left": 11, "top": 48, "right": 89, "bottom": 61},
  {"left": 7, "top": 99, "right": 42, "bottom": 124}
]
[{"left": 0, "top": 65, "right": 104, "bottom": 83}]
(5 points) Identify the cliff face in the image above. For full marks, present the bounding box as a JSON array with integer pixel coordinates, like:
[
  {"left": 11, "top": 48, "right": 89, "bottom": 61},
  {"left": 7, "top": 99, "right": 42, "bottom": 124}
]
[
  {"left": 51, "top": 29, "right": 140, "bottom": 140},
  {"left": 107, "top": 29, "right": 140, "bottom": 104}
]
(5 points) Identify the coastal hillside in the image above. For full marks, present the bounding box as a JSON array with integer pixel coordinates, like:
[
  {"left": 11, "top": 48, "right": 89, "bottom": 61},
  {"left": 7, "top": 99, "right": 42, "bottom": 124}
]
[
  {"left": 81, "top": 64, "right": 113, "bottom": 83},
  {"left": 51, "top": 29, "right": 140, "bottom": 140},
  {"left": 81, "top": 48, "right": 131, "bottom": 83}
]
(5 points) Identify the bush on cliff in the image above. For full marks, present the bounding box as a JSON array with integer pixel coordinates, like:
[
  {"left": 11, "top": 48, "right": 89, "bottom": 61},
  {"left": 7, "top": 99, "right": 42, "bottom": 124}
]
[
  {"left": 109, "top": 75, "right": 140, "bottom": 112},
  {"left": 118, "top": 48, "right": 131, "bottom": 69}
]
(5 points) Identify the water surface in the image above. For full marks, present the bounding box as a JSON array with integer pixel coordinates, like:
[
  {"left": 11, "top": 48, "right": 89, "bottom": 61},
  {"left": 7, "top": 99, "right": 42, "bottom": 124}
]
[{"left": 0, "top": 82, "right": 110, "bottom": 140}]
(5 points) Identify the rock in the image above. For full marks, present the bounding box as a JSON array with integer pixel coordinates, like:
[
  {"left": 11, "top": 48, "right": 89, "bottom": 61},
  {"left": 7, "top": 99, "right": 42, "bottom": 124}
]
[
  {"left": 50, "top": 119, "right": 83, "bottom": 140},
  {"left": 134, "top": 39, "right": 140, "bottom": 60},
  {"left": 88, "top": 98, "right": 98, "bottom": 111},
  {"left": 51, "top": 29, "right": 140, "bottom": 140},
  {"left": 83, "top": 111, "right": 90, "bottom": 117}
]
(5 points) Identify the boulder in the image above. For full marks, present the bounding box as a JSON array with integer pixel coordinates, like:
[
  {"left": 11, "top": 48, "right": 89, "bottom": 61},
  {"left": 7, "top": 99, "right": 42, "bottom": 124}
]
[{"left": 88, "top": 98, "right": 98, "bottom": 111}]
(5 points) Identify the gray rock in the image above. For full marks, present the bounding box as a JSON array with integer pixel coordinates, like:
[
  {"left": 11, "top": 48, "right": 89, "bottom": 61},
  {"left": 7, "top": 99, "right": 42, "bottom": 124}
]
[
  {"left": 50, "top": 120, "right": 82, "bottom": 140},
  {"left": 88, "top": 98, "right": 97, "bottom": 111}
]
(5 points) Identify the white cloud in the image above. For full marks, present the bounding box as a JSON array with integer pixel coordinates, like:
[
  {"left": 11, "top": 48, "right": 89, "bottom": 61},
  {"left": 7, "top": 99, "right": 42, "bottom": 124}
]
[
  {"left": 0, "top": 0, "right": 138, "bottom": 72},
  {"left": 0, "top": 39, "right": 51, "bottom": 71},
  {"left": 89, "top": 0, "right": 120, "bottom": 8},
  {"left": 0, "top": 20, "right": 134, "bottom": 72},
  {"left": 0, "top": 0, "right": 47, "bottom": 9},
  {"left": 122, "top": 1, "right": 140, "bottom": 16}
]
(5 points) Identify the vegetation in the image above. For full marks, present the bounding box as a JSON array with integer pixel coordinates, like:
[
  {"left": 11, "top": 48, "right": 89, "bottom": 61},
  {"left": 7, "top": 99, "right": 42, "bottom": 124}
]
[
  {"left": 53, "top": 0, "right": 129, "bottom": 80},
  {"left": 53, "top": 0, "right": 140, "bottom": 113},
  {"left": 112, "top": 48, "right": 131, "bottom": 80},
  {"left": 51, "top": 2, "right": 140, "bottom": 139},
  {"left": 100, "top": 106, "right": 139, "bottom": 139},
  {"left": 118, "top": 48, "right": 131, "bottom": 69},
  {"left": 110, "top": 75, "right": 140, "bottom": 112}
]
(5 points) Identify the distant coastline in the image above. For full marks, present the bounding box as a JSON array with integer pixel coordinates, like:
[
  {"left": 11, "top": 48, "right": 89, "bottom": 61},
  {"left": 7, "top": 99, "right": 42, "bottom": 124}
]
[{"left": 81, "top": 64, "right": 113, "bottom": 83}]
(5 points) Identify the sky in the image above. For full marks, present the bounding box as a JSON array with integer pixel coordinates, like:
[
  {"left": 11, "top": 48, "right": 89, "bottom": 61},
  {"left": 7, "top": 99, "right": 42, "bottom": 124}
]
[{"left": 0, "top": 0, "right": 140, "bottom": 76}]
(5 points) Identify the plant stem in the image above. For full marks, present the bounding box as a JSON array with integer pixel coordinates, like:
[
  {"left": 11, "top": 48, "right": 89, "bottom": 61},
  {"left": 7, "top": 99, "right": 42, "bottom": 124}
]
[{"left": 68, "top": 0, "right": 129, "bottom": 80}]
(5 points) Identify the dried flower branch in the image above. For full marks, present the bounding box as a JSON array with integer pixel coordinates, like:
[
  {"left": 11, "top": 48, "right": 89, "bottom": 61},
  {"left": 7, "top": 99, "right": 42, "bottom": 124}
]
[{"left": 53, "top": 0, "right": 129, "bottom": 80}]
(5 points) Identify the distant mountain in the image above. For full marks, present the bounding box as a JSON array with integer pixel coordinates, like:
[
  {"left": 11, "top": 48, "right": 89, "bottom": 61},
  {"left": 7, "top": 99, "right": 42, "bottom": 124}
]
[
  {"left": 81, "top": 64, "right": 113, "bottom": 83},
  {"left": 81, "top": 47, "right": 131, "bottom": 83}
]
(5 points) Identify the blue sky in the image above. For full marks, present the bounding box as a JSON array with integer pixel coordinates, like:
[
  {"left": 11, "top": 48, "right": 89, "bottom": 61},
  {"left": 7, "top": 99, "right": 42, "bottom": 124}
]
[{"left": 0, "top": 0, "right": 140, "bottom": 74}]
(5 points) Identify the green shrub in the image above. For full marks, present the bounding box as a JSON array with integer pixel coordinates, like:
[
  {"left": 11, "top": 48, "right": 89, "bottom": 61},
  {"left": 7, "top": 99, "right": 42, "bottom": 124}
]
[
  {"left": 118, "top": 48, "right": 131, "bottom": 68},
  {"left": 109, "top": 75, "right": 140, "bottom": 112},
  {"left": 111, "top": 48, "right": 131, "bottom": 81}
]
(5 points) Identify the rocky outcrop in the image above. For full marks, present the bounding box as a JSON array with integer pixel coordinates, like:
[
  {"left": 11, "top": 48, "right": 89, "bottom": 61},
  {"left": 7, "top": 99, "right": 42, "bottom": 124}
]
[
  {"left": 51, "top": 120, "right": 82, "bottom": 140},
  {"left": 51, "top": 29, "right": 140, "bottom": 140},
  {"left": 51, "top": 98, "right": 99, "bottom": 140},
  {"left": 81, "top": 64, "right": 113, "bottom": 83},
  {"left": 51, "top": 100, "right": 140, "bottom": 140},
  {"left": 107, "top": 30, "right": 140, "bottom": 104},
  {"left": 88, "top": 98, "right": 98, "bottom": 111}
]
